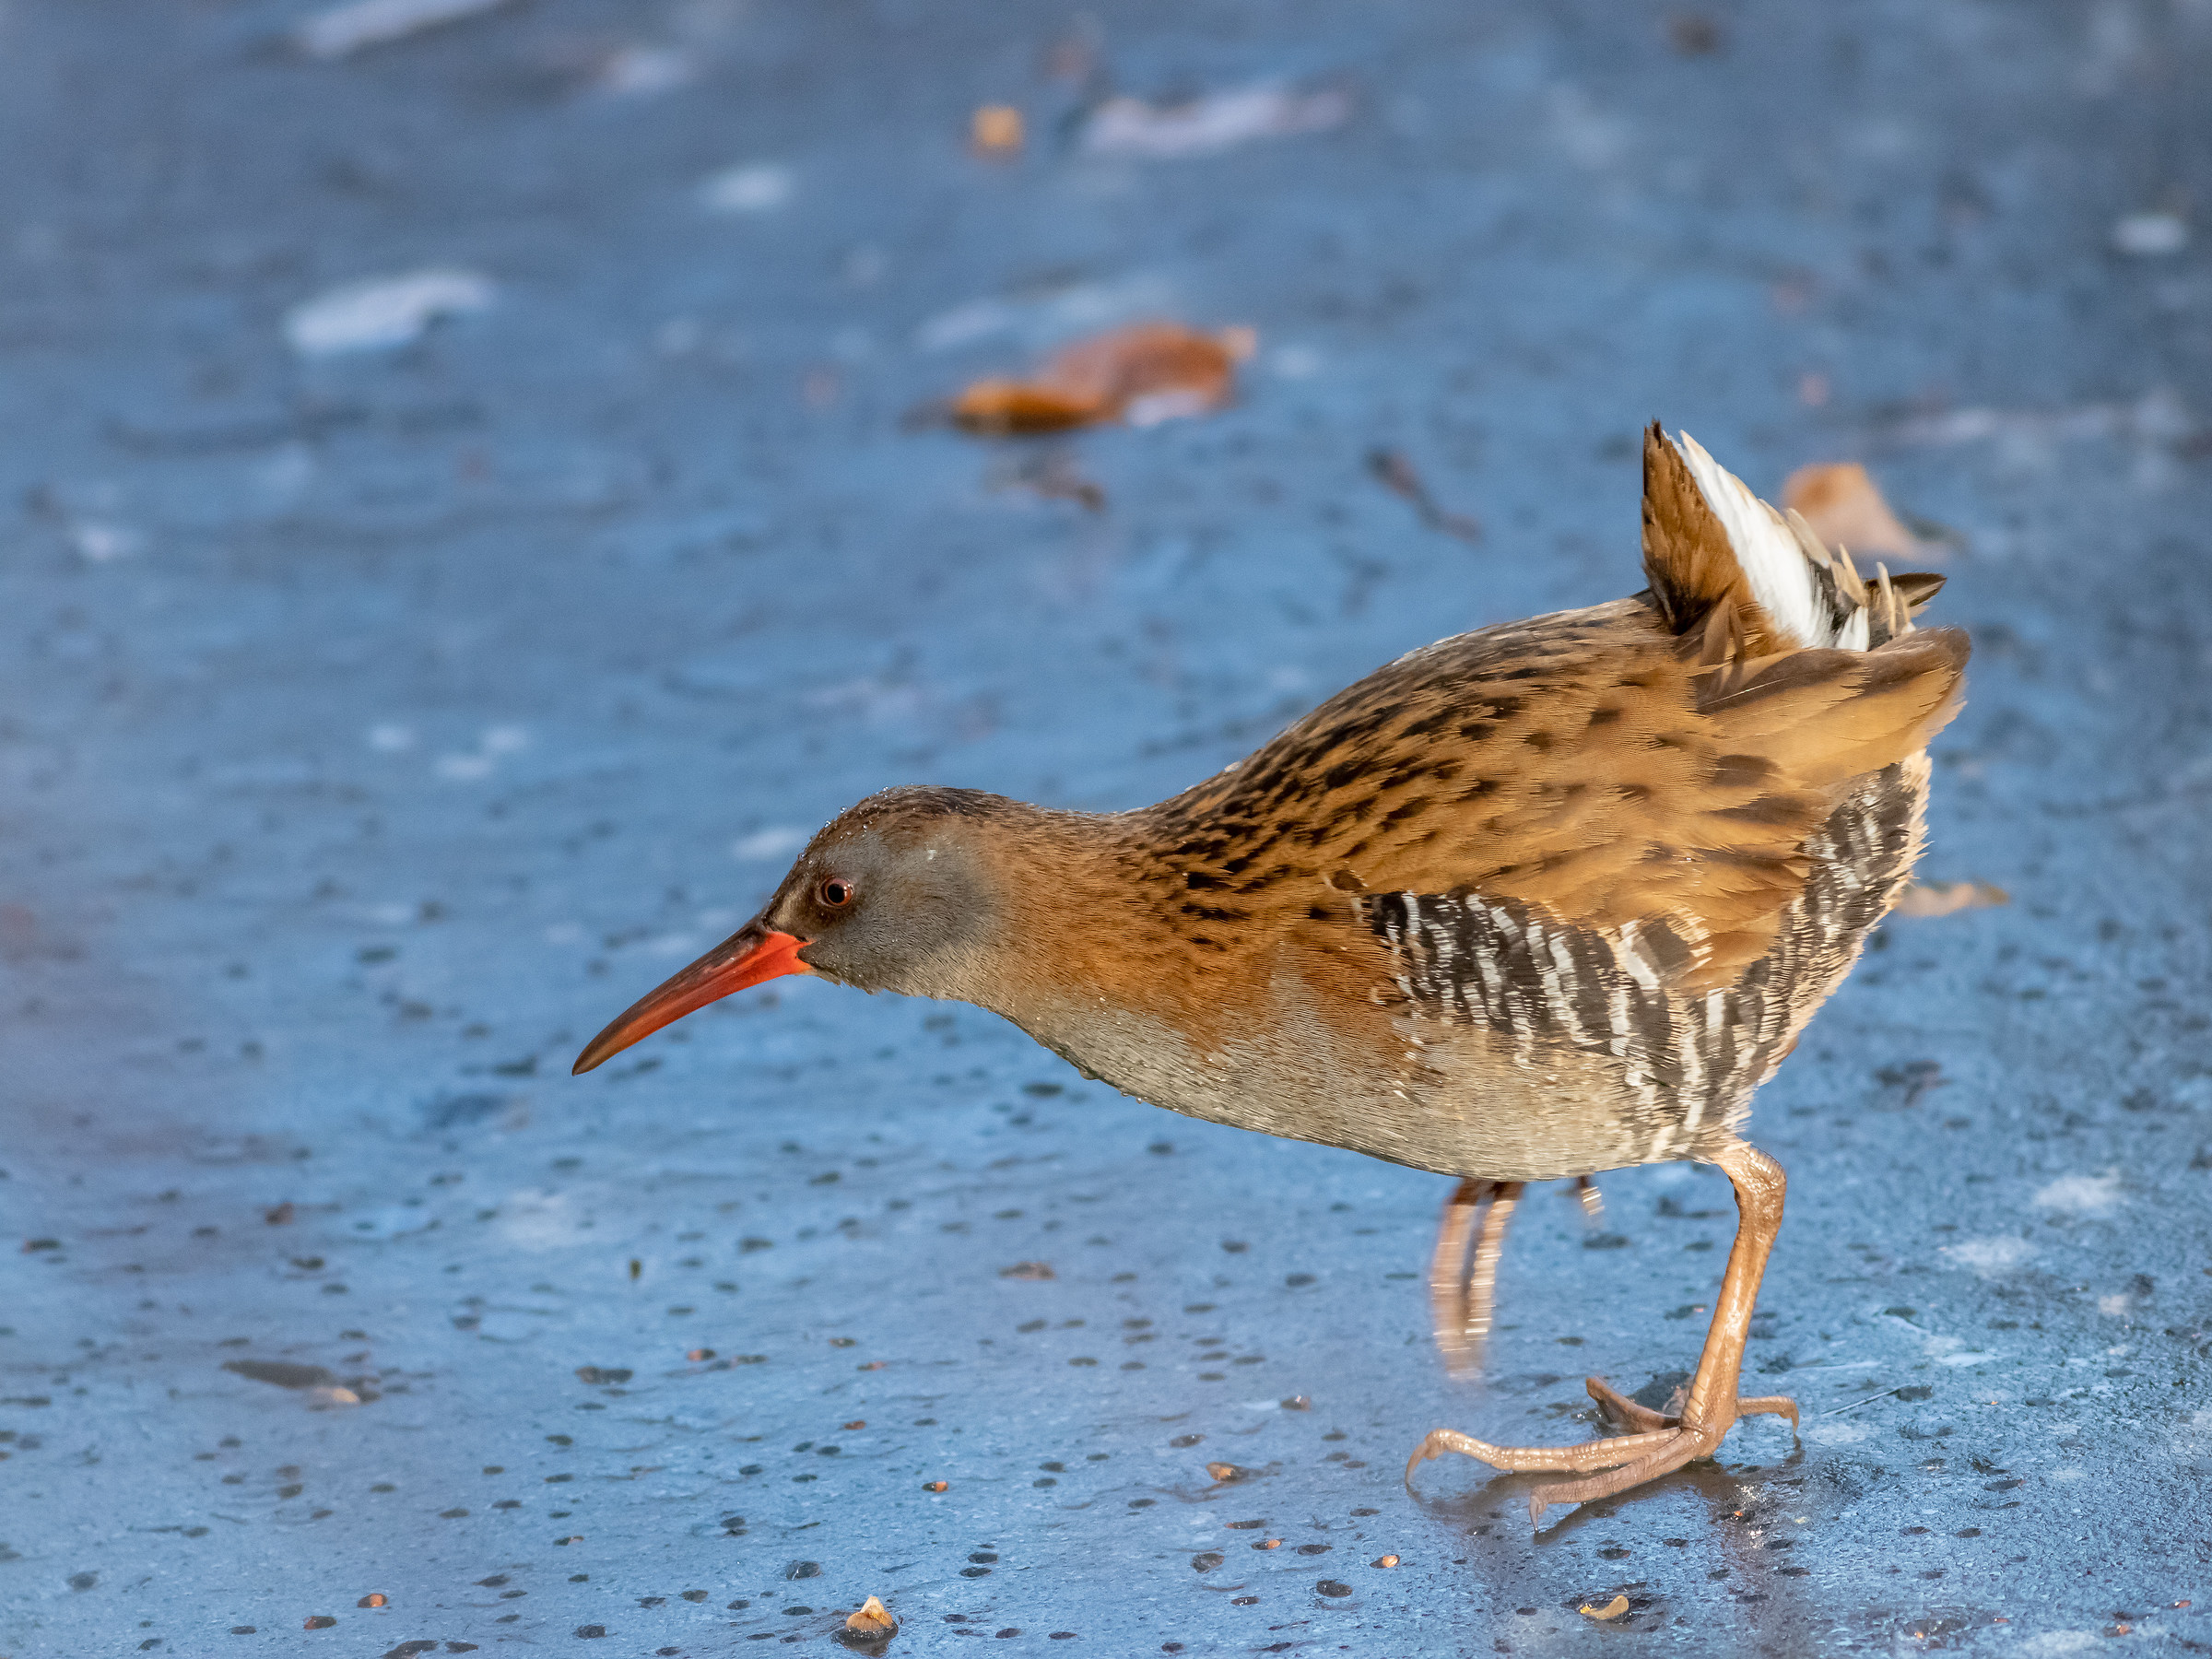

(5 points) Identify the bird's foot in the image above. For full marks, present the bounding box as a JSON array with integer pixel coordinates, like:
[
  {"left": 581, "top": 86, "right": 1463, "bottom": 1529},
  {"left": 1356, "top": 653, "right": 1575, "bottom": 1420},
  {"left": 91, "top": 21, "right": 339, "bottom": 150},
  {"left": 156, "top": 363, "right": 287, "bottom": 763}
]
[{"left": 1405, "top": 1376, "right": 1798, "bottom": 1524}]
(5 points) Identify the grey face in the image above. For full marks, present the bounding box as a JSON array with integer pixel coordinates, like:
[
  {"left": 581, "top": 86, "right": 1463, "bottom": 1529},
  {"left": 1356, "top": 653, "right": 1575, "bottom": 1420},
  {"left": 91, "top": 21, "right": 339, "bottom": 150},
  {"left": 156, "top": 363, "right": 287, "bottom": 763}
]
[{"left": 761, "top": 817, "right": 992, "bottom": 997}]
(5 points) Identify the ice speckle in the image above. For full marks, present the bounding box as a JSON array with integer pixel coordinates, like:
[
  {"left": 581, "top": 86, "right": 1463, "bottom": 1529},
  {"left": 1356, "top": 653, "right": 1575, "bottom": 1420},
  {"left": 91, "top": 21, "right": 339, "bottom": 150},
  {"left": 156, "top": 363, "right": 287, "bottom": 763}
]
[
  {"left": 733, "top": 827, "right": 809, "bottom": 861},
  {"left": 2018, "top": 1634, "right": 2100, "bottom": 1657},
  {"left": 1941, "top": 1235, "right": 2035, "bottom": 1277},
  {"left": 70, "top": 521, "right": 142, "bottom": 563},
  {"left": 700, "top": 163, "right": 794, "bottom": 215},
  {"left": 500, "top": 1192, "right": 584, "bottom": 1250},
  {"left": 1547, "top": 84, "right": 1628, "bottom": 170},
  {"left": 286, "top": 269, "right": 495, "bottom": 355},
  {"left": 2034, "top": 1173, "right": 2122, "bottom": 1215},
  {"left": 593, "top": 44, "right": 696, "bottom": 98},
  {"left": 435, "top": 725, "right": 528, "bottom": 781},
  {"left": 1269, "top": 344, "right": 1323, "bottom": 380},
  {"left": 294, "top": 0, "right": 512, "bottom": 59},
  {"left": 367, "top": 724, "right": 416, "bottom": 752},
  {"left": 344, "top": 1204, "right": 441, "bottom": 1239}
]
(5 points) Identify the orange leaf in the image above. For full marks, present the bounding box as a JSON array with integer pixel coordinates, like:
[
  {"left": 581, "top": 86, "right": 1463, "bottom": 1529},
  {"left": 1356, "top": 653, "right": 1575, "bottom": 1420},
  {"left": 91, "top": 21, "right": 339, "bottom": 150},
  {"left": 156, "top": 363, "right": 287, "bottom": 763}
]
[
  {"left": 845, "top": 1595, "right": 899, "bottom": 1636},
  {"left": 1781, "top": 463, "right": 1931, "bottom": 563},
  {"left": 950, "top": 381, "right": 1105, "bottom": 435},
  {"left": 950, "top": 322, "right": 1253, "bottom": 435}
]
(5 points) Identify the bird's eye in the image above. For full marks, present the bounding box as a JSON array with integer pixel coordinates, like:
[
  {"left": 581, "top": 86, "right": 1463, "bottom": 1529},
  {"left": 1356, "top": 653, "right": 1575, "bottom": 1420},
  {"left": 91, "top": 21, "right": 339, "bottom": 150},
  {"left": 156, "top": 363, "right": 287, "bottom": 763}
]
[{"left": 816, "top": 877, "right": 856, "bottom": 910}]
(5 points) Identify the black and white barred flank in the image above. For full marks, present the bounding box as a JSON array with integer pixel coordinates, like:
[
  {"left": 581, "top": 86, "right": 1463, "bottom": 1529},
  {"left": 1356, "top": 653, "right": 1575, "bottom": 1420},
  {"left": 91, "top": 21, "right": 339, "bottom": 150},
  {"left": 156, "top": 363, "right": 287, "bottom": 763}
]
[{"left": 1362, "top": 763, "right": 1922, "bottom": 1152}]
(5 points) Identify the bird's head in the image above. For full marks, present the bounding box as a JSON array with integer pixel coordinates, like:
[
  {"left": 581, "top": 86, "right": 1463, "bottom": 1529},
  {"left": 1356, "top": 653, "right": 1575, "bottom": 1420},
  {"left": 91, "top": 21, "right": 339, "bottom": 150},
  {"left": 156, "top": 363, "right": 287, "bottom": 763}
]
[{"left": 572, "top": 785, "right": 1030, "bottom": 1075}]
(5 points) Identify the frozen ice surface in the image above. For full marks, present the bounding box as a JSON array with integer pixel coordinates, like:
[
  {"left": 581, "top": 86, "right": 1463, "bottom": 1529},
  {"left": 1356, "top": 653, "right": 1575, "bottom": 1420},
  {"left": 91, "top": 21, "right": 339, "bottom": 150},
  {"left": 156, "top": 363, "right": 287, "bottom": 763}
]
[{"left": 3, "top": 1, "right": 2211, "bottom": 1654}]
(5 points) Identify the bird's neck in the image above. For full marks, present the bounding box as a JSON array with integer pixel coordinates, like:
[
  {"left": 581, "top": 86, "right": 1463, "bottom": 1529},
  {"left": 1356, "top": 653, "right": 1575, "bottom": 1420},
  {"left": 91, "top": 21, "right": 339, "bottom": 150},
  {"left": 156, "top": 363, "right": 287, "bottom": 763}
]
[{"left": 952, "top": 806, "right": 1225, "bottom": 1067}]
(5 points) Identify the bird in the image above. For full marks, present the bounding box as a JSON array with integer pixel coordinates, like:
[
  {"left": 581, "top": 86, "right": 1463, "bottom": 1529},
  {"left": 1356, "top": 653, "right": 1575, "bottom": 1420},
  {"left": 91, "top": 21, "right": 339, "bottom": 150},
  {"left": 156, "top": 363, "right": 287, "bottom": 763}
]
[{"left": 574, "top": 424, "right": 1967, "bottom": 1522}]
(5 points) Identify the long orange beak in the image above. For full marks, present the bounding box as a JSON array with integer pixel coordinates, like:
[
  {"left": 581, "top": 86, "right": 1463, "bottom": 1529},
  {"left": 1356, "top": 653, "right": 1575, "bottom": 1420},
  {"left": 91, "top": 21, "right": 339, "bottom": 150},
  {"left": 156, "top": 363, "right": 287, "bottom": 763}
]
[{"left": 571, "top": 926, "right": 813, "bottom": 1075}]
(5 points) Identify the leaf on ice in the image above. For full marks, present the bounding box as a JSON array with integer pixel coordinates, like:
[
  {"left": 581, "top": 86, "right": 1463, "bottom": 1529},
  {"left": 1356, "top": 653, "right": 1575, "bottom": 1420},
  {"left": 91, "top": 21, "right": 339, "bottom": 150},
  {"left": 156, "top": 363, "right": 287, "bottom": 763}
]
[
  {"left": 949, "top": 323, "right": 1255, "bottom": 435},
  {"left": 843, "top": 1596, "right": 898, "bottom": 1636},
  {"left": 1892, "top": 880, "right": 2008, "bottom": 918},
  {"left": 1781, "top": 462, "right": 1943, "bottom": 563}
]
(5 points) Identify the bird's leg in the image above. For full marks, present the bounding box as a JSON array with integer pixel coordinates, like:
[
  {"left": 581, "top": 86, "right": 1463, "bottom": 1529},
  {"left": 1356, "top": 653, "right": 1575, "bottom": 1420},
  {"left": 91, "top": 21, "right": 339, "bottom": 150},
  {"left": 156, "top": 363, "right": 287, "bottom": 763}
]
[
  {"left": 1573, "top": 1174, "right": 1604, "bottom": 1226},
  {"left": 1428, "top": 1179, "right": 1487, "bottom": 1377},
  {"left": 1406, "top": 1140, "right": 1799, "bottom": 1523},
  {"left": 1429, "top": 1178, "right": 1524, "bottom": 1378}
]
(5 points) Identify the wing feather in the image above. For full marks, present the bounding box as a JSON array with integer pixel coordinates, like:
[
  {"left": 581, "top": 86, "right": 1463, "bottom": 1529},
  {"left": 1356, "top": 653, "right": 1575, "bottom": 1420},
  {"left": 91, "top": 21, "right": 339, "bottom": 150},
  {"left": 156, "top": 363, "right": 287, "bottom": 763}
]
[{"left": 1146, "top": 429, "right": 1969, "bottom": 994}]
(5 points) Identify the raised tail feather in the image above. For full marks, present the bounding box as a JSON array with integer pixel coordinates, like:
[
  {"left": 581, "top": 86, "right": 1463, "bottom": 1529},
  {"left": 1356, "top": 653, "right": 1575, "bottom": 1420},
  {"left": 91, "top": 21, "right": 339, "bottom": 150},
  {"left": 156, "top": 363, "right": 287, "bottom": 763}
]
[{"left": 1640, "top": 422, "right": 1947, "bottom": 654}]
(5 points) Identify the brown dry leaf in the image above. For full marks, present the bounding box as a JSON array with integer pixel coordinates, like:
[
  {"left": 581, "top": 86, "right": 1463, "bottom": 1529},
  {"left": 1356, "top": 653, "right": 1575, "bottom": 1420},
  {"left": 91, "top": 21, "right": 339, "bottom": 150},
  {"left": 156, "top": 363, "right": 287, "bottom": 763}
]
[
  {"left": 950, "top": 322, "right": 1253, "bottom": 435},
  {"left": 1782, "top": 462, "right": 1934, "bottom": 563},
  {"left": 845, "top": 1596, "right": 898, "bottom": 1636},
  {"left": 1371, "top": 1554, "right": 1400, "bottom": 1569},
  {"left": 923, "top": 1479, "right": 948, "bottom": 1492},
  {"left": 999, "top": 1261, "right": 1055, "bottom": 1280},
  {"left": 358, "top": 1593, "right": 388, "bottom": 1608},
  {"left": 1580, "top": 1594, "right": 1630, "bottom": 1620},
  {"left": 971, "top": 106, "right": 1024, "bottom": 157},
  {"left": 1893, "top": 879, "right": 2009, "bottom": 918}
]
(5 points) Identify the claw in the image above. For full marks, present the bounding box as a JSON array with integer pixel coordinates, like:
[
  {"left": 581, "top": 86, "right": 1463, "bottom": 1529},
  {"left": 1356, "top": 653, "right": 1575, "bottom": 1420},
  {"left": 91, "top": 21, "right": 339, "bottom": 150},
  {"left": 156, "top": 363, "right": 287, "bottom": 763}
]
[{"left": 1403, "top": 1140, "right": 1793, "bottom": 1519}]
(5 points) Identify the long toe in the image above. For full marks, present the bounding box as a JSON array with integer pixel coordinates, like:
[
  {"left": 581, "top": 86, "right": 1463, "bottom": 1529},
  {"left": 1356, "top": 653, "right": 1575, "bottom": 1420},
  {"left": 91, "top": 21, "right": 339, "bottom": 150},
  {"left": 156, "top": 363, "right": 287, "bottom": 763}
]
[
  {"left": 1526, "top": 1426, "right": 1721, "bottom": 1524},
  {"left": 1406, "top": 1424, "right": 1680, "bottom": 1481}
]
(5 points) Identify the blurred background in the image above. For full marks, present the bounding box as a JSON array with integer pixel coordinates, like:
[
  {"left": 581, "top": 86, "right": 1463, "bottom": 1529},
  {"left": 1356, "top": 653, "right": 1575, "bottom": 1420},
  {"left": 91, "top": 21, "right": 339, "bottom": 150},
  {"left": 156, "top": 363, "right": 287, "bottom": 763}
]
[{"left": 5, "top": 0, "right": 2211, "bottom": 1652}]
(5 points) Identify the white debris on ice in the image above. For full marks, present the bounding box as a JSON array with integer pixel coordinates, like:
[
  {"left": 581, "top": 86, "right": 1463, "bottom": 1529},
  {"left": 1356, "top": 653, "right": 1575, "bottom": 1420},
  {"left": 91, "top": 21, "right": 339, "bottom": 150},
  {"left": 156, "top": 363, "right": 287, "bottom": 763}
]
[
  {"left": 1081, "top": 84, "right": 1348, "bottom": 159},
  {"left": 2033, "top": 1172, "right": 2123, "bottom": 1215},
  {"left": 2112, "top": 211, "right": 2188, "bottom": 256},
  {"left": 285, "top": 269, "right": 496, "bottom": 355},
  {"left": 294, "top": 0, "right": 512, "bottom": 60},
  {"left": 700, "top": 162, "right": 794, "bottom": 214}
]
